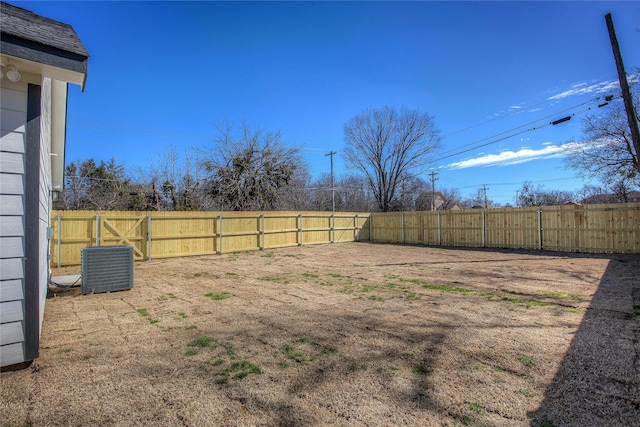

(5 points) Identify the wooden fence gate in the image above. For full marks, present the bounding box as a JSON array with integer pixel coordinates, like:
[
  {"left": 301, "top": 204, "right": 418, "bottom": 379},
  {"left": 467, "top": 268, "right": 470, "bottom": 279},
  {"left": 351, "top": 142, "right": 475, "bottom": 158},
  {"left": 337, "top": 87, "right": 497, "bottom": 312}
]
[
  {"left": 51, "top": 204, "right": 639, "bottom": 266},
  {"left": 51, "top": 211, "right": 370, "bottom": 266},
  {"left": 97, "top": 214, "right": 148, "bottom": 260}
]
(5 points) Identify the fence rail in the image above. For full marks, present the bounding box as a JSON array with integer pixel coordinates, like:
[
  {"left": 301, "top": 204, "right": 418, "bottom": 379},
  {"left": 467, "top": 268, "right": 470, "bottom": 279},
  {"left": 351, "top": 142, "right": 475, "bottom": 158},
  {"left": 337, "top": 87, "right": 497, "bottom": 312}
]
[
  {"left": 51, "top": 203, "right": 640, "bottom": 265},
  {"left": 50, "top": 210, "right": 370, "bottom": 266},
  {"left": 369, "top": 203, "right": 640, "bottom": 254}
]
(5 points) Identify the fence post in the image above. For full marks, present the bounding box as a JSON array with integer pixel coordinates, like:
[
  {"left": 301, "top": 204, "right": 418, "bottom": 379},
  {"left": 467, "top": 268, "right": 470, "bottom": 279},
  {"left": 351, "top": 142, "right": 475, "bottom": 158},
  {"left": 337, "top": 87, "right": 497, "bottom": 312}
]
[
  {"left": 56, "top": 214, "right": 62, "bottom": 267},
  {"left": 369, "top": 213, "right": 373, "bottom": 242},
  {"left": 331, "top": 213, "right": 335, "bottom": 243},
  {"left": 95, "top": 214, "right": 100, "bottom": 246},
  {"left": 218, "top": 214, "right": 223, "bottom": 255},
  {"left": 212, "top": 214, "right": 217, "bottom": 254},
  {"left": 401, "top": 213, "right": 405, "bottom": 244},
  {"left": 482, "top": 209, "right": 486, "bottom": 248},
  {"left": 538, "top": 208, "right": 543, "bottom": 250},
  {"left": 147, "top": 215, "right": 152, "bottom": 261},
  {"left": 355, "top": 214, "right": 359, "bottom": 242},
  {"left": 299, "top": 213, "right": 303, "bottom": 246},
  {"left": 261, "top": 213, "right": 265, "bottom": 250},
  {"left": 438, "top": 211, "right": 441, "bottom": 246}
]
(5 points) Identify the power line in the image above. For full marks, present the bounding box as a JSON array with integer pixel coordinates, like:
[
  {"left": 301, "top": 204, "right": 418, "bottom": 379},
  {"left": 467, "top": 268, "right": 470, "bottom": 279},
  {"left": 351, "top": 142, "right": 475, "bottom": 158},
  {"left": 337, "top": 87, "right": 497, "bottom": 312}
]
[
  {"left": 65, "top": 175, "right": 126, "bottom": 183},
  {"left": 433, "top": 96, "right": 605, "bottom": 160},
  {"left": 442, "top": 96, "right": 571, "bottom": 139},
  {"left": 300, "top": 147, "right": 331, "bottom": 152},
  {"left": 440, "top": 74, "right": 621, "bottom": 140},
  {"left": 426, "top": 101, "right": 613, "bottom": 168},
  {"left": 447, "top": 175, "right": 585, "bottom": 190}
]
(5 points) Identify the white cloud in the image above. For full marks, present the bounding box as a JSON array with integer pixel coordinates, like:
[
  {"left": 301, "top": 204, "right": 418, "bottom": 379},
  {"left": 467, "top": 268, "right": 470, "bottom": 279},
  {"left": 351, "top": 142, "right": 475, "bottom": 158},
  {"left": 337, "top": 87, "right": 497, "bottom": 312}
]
[
  {"left": 548, "top": 73, "right": 639, "bottom": 101},
  {"left": 446, "top": 143, "right": 583, "bottom": 169},
  {"left": 548, "top": 79, "right": 619, "bottom": 100}
]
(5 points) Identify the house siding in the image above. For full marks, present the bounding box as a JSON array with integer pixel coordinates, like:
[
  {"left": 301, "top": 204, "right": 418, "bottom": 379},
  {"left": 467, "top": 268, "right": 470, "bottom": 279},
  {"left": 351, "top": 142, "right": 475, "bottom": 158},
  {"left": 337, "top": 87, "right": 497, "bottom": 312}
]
[
  {"left": 38, "top": 77, "right": 53, "bottom": 335},
  {"left": 0, "top": 73, "right": 47, "bottom": 367},
  {"left": 0, "top": 77, "right": 27, "bottom": 366},
  {"left": 1, "top": 2, "right": 87, "bottom": 370}
]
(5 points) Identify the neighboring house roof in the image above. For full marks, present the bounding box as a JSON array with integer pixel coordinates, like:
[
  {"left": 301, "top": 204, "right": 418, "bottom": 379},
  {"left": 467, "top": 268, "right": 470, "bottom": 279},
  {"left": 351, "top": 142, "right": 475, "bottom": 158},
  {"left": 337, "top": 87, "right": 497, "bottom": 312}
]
[
  {"left": 582, "top": 191, "right": 640, "bottom": 204},
  {"left": 1, "top": 1, "right": 88, "bottom": 89}
]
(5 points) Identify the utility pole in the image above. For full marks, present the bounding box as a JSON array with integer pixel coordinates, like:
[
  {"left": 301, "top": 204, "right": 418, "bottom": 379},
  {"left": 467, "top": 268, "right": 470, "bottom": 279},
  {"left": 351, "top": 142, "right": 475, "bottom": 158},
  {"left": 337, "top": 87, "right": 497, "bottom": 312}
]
[
  {"left": 152, "top": 181, "right": 160, "bottom": 211},
  {"left": 606, "top": 13, "right": 640, "bottom": 172},
  {"left": 482, "top": 184, "right": 489, "bottom": 208},
  {"left": 325, "top": 151, "right": 336, "bottom": 213},
  {"left": 429, "top": 171, "right": 439, "bottom": 210}
]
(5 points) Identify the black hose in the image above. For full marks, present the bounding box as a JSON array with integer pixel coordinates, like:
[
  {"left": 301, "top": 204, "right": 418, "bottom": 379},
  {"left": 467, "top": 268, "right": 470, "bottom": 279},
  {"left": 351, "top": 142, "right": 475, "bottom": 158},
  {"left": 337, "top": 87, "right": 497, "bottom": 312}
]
[{"left": 48, "top": 275, "right": 81, "bottom": 291}]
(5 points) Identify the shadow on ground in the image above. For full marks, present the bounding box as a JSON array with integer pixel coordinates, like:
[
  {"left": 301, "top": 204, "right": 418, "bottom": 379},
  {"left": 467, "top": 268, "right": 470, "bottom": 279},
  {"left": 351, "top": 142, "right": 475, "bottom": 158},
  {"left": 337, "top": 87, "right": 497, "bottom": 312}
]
[
  {"left": 4, "top": 244, "right": 639, "bottom": 426},
  {"left": 528, "top": 255, "right": 640, "bottom": 426}
]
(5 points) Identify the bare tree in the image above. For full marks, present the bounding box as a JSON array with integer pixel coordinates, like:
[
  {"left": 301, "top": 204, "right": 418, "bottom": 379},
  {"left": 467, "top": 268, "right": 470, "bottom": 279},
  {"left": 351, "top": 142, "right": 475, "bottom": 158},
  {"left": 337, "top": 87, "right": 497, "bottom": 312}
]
[
  {"left": 337, "top": 175, "right": 376, "bottom": 212},
  {"left": 201, "top": 121, "right": 304, "bottom": 211},
  {"left": 462, "top": 188, "right": 497, "bottom": 209},
  {"left": 63, "top": 161, "right": 91, "bottom": 209},
  {"left": 132, "top": 146, "right": 205, "bottom": 211},
  {"left": 307, "top": 174, "right": 376, "bottom": 212},
  {"left": 63, "top": 158, "right": 131, "bottom": 210},
  {"left": 576, "top": 184, "right": 610, "bottom": 204},
  {"left": 564, "top": 78, "right": 640, "bottom": 188},
  {"left": 307, "top": 173, "right": 334, "bottom": 211},
  {"left": 516, "top": 181, "right": 576, "bottom": 206},
  {"left": 394, "top": 175, "right": 429, "bottom": 211},
  {"left": 343, "top": 106, "right": 441, "bottom": 212},
  {"left": 275, "top": 167, "right": 313, "bottom": 211},
  {"left": 436, "top": 187, "right": 464, "bottom": 210}
]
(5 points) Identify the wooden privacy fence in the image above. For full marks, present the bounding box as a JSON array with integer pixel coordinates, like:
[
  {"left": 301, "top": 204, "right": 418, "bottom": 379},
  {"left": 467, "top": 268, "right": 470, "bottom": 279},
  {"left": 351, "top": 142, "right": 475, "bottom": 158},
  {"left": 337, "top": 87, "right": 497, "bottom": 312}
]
[
  {"left": 370, "top": 203, "right": 640, "bottom": 254},
  {"left": 51, "top": 203, "right": 640, "bottom": 266},
  {"left": 50, "top": 210, "right": 370, "bottom": 266}
]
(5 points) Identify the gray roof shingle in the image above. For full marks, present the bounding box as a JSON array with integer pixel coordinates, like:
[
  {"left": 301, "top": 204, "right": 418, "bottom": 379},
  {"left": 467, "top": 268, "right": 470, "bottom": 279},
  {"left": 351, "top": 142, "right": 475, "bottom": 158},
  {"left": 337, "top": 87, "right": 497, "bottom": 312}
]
[{"left": 1, "top": 1, "right": 88, "bottom": 58}]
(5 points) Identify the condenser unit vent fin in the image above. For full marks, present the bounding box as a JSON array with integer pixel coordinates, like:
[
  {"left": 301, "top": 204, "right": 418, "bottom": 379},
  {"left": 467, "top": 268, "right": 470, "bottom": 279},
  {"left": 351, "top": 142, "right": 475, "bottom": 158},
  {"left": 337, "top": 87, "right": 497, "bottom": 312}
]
[{"left": 81, "top": 246, "right": 134, "bottom": 295}]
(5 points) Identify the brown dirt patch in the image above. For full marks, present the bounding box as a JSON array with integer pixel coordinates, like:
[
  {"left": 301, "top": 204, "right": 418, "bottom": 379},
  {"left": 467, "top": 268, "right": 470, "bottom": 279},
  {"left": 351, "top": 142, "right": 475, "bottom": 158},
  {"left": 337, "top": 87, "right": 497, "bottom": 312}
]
[{"left": 2, "top": 243, "right": 639, "bottom": 426}]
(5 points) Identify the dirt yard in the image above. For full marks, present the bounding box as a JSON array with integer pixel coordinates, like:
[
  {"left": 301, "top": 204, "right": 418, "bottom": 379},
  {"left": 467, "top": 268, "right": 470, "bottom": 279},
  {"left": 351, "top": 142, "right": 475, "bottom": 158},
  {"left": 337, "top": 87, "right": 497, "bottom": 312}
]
[{"left": 2, "top": 242, "right": 639, "bottom": 427}]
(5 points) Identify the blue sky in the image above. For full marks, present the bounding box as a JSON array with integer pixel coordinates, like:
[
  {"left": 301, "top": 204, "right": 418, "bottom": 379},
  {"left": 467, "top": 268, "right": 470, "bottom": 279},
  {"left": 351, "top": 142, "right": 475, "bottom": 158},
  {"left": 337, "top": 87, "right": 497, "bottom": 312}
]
[{"left": 8, "top": 1, "right": 640, "bottom": 205}]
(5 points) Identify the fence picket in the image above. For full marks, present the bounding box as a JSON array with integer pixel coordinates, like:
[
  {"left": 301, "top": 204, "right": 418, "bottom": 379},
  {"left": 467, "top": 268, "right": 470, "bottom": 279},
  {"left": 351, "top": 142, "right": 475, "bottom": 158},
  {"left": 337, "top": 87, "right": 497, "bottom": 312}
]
[{"left": 51, "top": 204, "right": 640, "bottom": 266}]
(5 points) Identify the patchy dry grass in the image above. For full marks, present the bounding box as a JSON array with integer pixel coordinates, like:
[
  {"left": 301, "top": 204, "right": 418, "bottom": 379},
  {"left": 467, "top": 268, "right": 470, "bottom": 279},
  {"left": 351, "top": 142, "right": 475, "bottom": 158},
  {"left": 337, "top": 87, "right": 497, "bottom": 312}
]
[
  {"left": 1, "top": 243, "right": 638, "bottom": 426},
  {"left": 204, "top": 292, "right": 230, "bottom": 301}
]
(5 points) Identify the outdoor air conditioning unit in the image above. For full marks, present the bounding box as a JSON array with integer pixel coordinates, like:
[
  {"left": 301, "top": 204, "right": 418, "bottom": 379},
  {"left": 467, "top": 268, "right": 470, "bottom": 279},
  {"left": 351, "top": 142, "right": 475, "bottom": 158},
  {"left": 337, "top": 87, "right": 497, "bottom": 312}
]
[{"left": 81, "top": 246, "right": 134, "bottom": 295}]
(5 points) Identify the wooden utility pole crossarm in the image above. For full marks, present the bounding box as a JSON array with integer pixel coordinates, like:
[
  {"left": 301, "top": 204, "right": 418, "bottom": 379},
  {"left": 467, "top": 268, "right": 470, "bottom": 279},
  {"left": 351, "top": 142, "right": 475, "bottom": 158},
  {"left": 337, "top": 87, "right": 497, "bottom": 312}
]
[{"left": 606, "top": 13, "right": 640, "bottom": 172}]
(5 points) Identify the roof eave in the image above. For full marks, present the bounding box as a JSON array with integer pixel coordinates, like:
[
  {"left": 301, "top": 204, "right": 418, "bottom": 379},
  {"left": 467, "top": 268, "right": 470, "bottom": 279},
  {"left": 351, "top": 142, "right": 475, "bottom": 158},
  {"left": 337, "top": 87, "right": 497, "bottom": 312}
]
[{"left": 1, "top": 35, "right": 88, "bottom": 89}]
